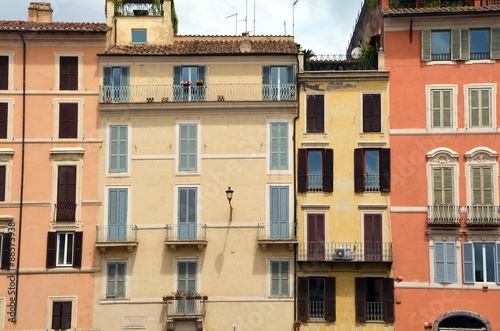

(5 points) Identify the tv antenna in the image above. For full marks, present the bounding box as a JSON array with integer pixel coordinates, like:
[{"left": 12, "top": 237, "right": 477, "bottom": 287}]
[{"left": 226, "top": 13, "right": 238, "bottom": 35}]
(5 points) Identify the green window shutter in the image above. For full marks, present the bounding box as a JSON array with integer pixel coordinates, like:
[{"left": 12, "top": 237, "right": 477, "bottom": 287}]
[
  {"left": 446, "top": 242, "right": 457, "bottom": 283},
  {"left": 270, "top": 261, "right": 289, "bottom": 296},
  {"left": 442, "top": 90, "right": 452, "bottom": 127},
  {"left": 422, "top": 30, "right": 431, "bottom": 61},
  {"left": 434, "top": 242, "right": 445, "bottom": 282},
  {"left": 443, "top": 168, "right": 453, "bottom": 205},
  {"left": 461, "top": 29, "right": 470, "bottom": 61},
  {"left": 433, "top": 168, "right": 443, "bottom": 205},
  {"left": 107, "top": 263, "right": 117, "bottom": 298},
  {"left": 472, "top": 167, "right": 482, "bottom": 205},
  {"left": 270, "top": 123, "right": 288, "bottom": 170},
  {"left": 179, "top": 124, "right": 198, "bottom": 171},
  {"left": 469, "top": 88, "right": 480, "bottom": 127},
  {"left": 463, "top": 242, "right": 474, "bottom": 284},
  {"left": 469, "top": 88, "right": 491, "bottom": 128},
  {"left": 491, "top": 27, "right": 500, "bottom": 59},
  {"left": 109, "top": 125, "right": 128, "bottom": 173},
  {"left": 483, "top": 167, "right": 493, "bottom": 205},
  {"left": 481, "top": 88, "right": 491, "bottom": 127},
  {"left": 431, "top": 90, "right": 442, "bottom": 128},
  {"left": 451, "top": 29, "right": 462, "bottom": 60}
]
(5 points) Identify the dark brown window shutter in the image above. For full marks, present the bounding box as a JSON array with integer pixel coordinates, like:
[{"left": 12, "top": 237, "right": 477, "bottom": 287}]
[
  {"left": 363, "top": 94, "right": 381, "bottom": 132},
  {"left": 0, "top": 56, "right": 8, "bottom": 90},
  {"left": 306, "top": 95, "right": 324, "bottom": 133},
  {"left": 384, "top": 278, "right": 395, "bottom": 323},
  {"left": 61, "top": 301, "right": 72, "bottom": 329},
  {"left": 60, "top": 56, "right": 78, "bottom": 90},
  {"left": 325, "top": 277, "right": 336, "bottom": 322},
  {"left": 52, "top": 302, "right": 62, "bottom": 329},
  {"left": 298, "top": 149, "right": 307, "bottom": 192},
  {"left": 297, "top": 277, "right": 308, "bottom": 322},
  {"left": 46, "top": 232, "right": 57, "bottom": 268},
  {"left": 355, "top": 277, "right": 367, "bottom": 322},
  {"left": 380, "top": 148, "right": 391, "bottom": 192},
  {"left": 1, "top": 233, "right": 11, "bottom": 269},
  {"left": 57, "top": 166, "right": 77, "bottom": 222},
  {"left": 324, "top": 149, "right": 333, "bottom": 192},
  {"left": 73, "top": 231, "right": 83, "bottom": 268},
  {"left": 354, "top": 149, "right": 364, "bottom": 192},
  {"left": 0, "top": 165, "right": 6, "bottom": 201},
  {"left": 0, "top": 102, "right": 8, "bottom": 138},
  {"left": 59, "top": 103, "right": 78, "bottom": 138}
]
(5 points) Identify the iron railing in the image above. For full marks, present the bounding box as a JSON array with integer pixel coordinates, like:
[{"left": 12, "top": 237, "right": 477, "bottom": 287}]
[
  {"left": 307, "top": 174, "right": 323, "bottom": 192},
  {"left": 99, "top": 83, "right": 296, "bottom": 104},
  {"left": 309, "top": 301, "right": 325, "bottom": 320},
  {"left": 96, "top": 225, "right": 138, "bottom": 242},
  {"left": 427, "top": 205, "right": 461, "bottom": 225},
  {"left": 164, "top": 297, "right": 206, "bottom": 317},
  {"left": 115, "top": 0, "right": 164, "bottom": 17},
  {"left": 297, "top": 242, "right": 392, "bottom": 262},
  {"left": 258, "top": 223, "right": 296, "bottom": 240},
  {"left": 55, "top": 203, "right": 76, "bottom": 222},
  {"left": 305, "top": 54, "right": 378, "bottom": 71},
  {"left": 165, "top": 224, "right": 207, "bottom": 241},
  {"left": 364, "top": 174, "right": 380, "bottom": 192},
  {"left": 466, "top": 206, "right": 500, "bottom": 226},
  {"left": 366, "top": 302, "right": 384, "bottom": 321}
]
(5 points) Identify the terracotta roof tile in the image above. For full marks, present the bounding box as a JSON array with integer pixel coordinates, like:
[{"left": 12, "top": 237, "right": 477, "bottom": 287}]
[
  {"left": 0, "top": 20, "right": 109, "bottom": 33},
  {"left": 383, "top": 5, "right": 500, "bottom": 16}
]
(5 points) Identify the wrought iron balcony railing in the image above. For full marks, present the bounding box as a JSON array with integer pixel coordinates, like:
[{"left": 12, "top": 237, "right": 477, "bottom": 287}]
[
  {"left": 258, "top": 223, "right": 296, "bottom": 241},
  {"left": 305, "top": 54, "right": 378, "bottom": 71},
  {"left": 96, "top": 224, "right": 138, "bottom": 242},
  {"left": 297, "top": 242, "right": 392, "bottom": 262},
  {"left": 164, "top": 297, "right": 206, "bottom": 317},
  {"left": 466, "top": 205, "right": 500, "bottom": 226},
  {"left": 165, "top": 224, "right": 207, "bottom": 241},
  {"left": 99, "top": 83, "right": 296, "bottom": 104},
  {"left": 307, "top": 174, "right": 323, "bottom": 192},
  {"left": 364, "top": 174, "right": 381, "bottom": 192},
  {"left": 427, "top": 205, "right": 461, "bottom": 226},
  {"left": 366, "top": 302, "right": 384, "bottom": 321},
  {"left": 55, "top": 203, "right": 76, "bottom": 222},
  {"left": 309, "top": 301, "right": 325, "bottom": 320}
]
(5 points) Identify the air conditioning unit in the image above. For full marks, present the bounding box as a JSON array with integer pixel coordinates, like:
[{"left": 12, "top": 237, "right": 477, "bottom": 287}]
[{"left": 334, "top": 248, "right": 352, "bottom": 260}]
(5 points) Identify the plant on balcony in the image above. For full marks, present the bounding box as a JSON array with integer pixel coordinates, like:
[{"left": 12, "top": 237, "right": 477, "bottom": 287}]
[
  {"left": 163, "top": 290, "right": 207, "bottom": 301},
  {"left": 196, "top": 79, "right": 204, "bottom": 86},
  {"left": 181, "top": 80, "right": 192, "bottom": 87}
]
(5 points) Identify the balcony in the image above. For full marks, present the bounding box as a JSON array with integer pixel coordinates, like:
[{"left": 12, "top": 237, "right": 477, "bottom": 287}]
[
  {"left": 391, "top": 0, "right": 476, "bottom": 8},
  {"left": 165, "top": 297, "right": 206, "bottom": 331},
  {"left": 115, "top": 0, "right": 164, "bottom": 17},
  {"left": 466, "top": 205, "right": 500, "bottom": 226},
  {"left": 55, "top": 203, "right": 76, "bottom": 222},
  {"left": 297, "top": 242, "right": 392, "bottom": 262},
  {"left": 165, "top": 224, "right": 208, "bottom": 251},
  {"left": 257, "top": 223, "right": 297, "bottom": 250},
  {"left": 366, "top": 302, "right": 384, "bottom": 321},
  {"left": 99, "top": 83, "right": 296, "bottom": 104},
  {"left": 95, "top": 225, "right": 138, "bottom": 253},
  {"left": 304, "top": 54, "right": 378, "bottom": 71},
  {"left": 427, "top": 205, "right": 461, "bottom": 226}
]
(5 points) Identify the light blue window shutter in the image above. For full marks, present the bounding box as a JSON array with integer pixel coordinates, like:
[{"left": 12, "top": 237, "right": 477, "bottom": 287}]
[
  {"left": 281, "top": 261, "right": 289, "bottom": 296},
  {"left": 463, "top": 242, "right": 474, "bottom": 284},
  {"left": 451, "top": 29, "right": 461, "bottom": 60},
  {"left": 270, "top": 261, "right": 280, "bottom": 296},
  {"left": 491, "top": 27, "right": 500, "bottom": 59},
  {"left": 279, "top": 123, "right": 288, "bottom": 169},
  {"left": 104, "top": 67, "right": 112, "bottom": 85},
  {"left": 446, "top": 242, "right": 457, "bottom": 283},
  {"left": 461, "top": 29, "right": 470, "bottom": 61},
  {"left": 107, "top": 263, "right": 117, "bottom": 298},
  {"left": 496, "top": 243, "right": 500, "bottom": 284},
  {"left": 117, "top": 263, "right": 126, "bottom": 297},
  {"left": 179, "top": 124, "right": 197, "bottom": 171},
  {"left": 434, "top": 242, "right": 445, "bottom": 283},
  {"left": 422, "top": 30, "right": 431, "bottom": 61},
  {"left": 174, "top": 66, "right": 181, "bottom": 85},
  {"left": 270, "top": 123, "right": 288, "bottom": 170},
  {"left": 109, "top": 125, "right": 128, "bottom": 173}
]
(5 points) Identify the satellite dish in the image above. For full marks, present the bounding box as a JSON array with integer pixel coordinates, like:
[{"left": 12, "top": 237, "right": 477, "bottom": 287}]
[{"left": 351, "top": 47, "right": 362, "bottom": 59}]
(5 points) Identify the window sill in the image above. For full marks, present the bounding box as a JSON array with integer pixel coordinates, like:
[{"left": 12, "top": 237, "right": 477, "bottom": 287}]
[
  {"left": 425, "top": 60, "right": 457, "bottom": 66},
  {"left": 106, "top": 172, "right": 131, "bottom": 178},
  {"left": 465, "top": 59, "right": 495, "bottom": 65}
]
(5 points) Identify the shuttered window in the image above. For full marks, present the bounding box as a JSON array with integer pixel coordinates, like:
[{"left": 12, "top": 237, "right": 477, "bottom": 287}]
[
  {"left": 434, "top": 241, "right": 457, "bottom": 283},
  {"left": 179, "top": 124, "right": 197, "bottom": 171},
  {"left": 463, "top": 242, "right": 500, "bottom": 284},
  {"left": 59, "top": 56, "right": 78, "bottom": 90},
  {"left": 297, "top": 149, "right": 333, "bottom": 192},
  {"left": 46, "top": 231, "right": 82, "bottom": 268},
  {"left": 362, "top": 94, "right": 381, "bottom": 133},
  {"left": 59, "top": 103, "right": 78, "bottom": 138},
  {"left": 471, "top": 166, "right": 493, "bottom": 206},
  {"left": 0, "top": 102, "right": 8, "bottom": 138},
  {"left": 431, "top": 89, "right": 453, "bottom": 128},
  {"left": 468, "top": 87, "right": 491, "bottom": 128},
  {"left": 107, "top": 262, "right": 127, "bottom": 298},
  {"left": 270, "top": 261, "right": 290, "bottom": 297},
  {"left": 108, "top": 188, "right": 128, "bottom": 241},
  {"left": 355, "top": 277, "right": 394, "bottom": 322},
  {"left": 0, "top": 233, "right": 11, "bottom": 269},
  {"left": 109, "top": 125, "right": 128, "bottom": 173},
  {"left": 306, "top": 95, "right": 324, "bottom": 133},
  {"left": 270, "top": 186, "right": 289, "bottom": 239},
  {"left": 0, "top": 56, "right": 8, "bottom": 90},
  {"left": 0, "top": 165, "right": 5, "bottom": 202},
  {"left": 433, "top": 167, "right": 454, "bottom": 205},
  {"left": 296, "top": 277, "right": 335, "bottom": 322},
  {"left": 132, "top": 29, "right": 147, "bottom": 44},
  {"left": 354, "top": 148, "right": 390, "bottom": 193},
  {"left": 52, "top": 301, "right": 72, "bottom": 330},
  {"left": 270, "top": 122, "right": 288, "bottom": 170},
  {"left": 262, "top": 65, "right": 295, "bottom": 101},
  {"left": 173, "top": 66, "right": 206, "bottom": 102},
  {"left": 57, "top": 166, "right": 76, "bottom": 222}
]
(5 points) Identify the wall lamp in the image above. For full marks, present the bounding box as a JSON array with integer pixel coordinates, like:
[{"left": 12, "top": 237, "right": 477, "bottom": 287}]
[{"left": 226, "top": 187, "right": 234, "bottom": 222}]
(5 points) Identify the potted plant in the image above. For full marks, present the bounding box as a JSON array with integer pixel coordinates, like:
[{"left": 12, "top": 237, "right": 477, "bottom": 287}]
[
  {"left": 196, "top": 79, "right": 204, "bottom": 86},
  {"left": 181, "top": 80, "right": 192, "bottom": 87}
]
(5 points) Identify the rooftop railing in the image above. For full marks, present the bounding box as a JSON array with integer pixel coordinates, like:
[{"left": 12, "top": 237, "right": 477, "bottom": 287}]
[
  {"left": 115, "top": 0, "right": 164, "bottom": 17},
  {"left": 391, "top": 0, "right": 476, "bottom": 8},
  {"left": 305, "top": 54, "right": 378, "bottom": 71}
]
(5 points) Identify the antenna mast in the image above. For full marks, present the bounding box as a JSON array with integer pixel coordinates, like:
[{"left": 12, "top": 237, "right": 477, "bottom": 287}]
[
  {"left": 226, "top": 13, "right": 237, "bottom": 35},
  {"left": 253, "top": 0, "right": 256, "bottom": 35}
]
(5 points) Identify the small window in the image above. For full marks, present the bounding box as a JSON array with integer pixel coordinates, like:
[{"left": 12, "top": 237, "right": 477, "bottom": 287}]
[
  {"left": 355, "top": 277, "right": 394, "bottom": 323},
  {"left": 0, "top": 102, "right": 8, "bottom": 138},
  {"left": 306, "top": 95, "right": 324, "bottom": 133},
  {"left": 298, "top": 149, "right": 333, "bottom": 192},
  {"left": 270, "top": 122, "right": 288, "bottom": 170},
  {"left": 178, "top": 124, "right": 198, "bottom": 172},
  {"left": 270, "top": 261, "right": 290, "bottom": 297},
  {"left": 470, "top": 29, "right": 489, "bottom": 60},
  {"left": 109, "top": 125, "right": 128, "bottom": 173},
  {"left": 59, "top": 56, "right": 78, "bottom": 90},
  {"left": 0, "top": 55, "right": 8, "bottom": 90},
  {"left": 46, "top": 232, "right": 82, "bottom": 268},
  {"left": 107, "top": 262, "right": 127, "bottom": 298},
  {"left": 56, "top": 166, "right": 77, "bottom": 222},
  {"left": 354, "top": 148, "right": 391, "bottom": 193},
  {"left": 0, "top": 232, "right": 11, "bottom": 270},
  {"left": 132, "top": 29, "right": 147, "bottom": 44},
  {"left": 467, "top": 87, "right": 492, "bottom": 128},
  {"left": 431, "top": 31, "right": 451, "bottom": 61},
  {"left": 59, "top": 103, "right": 78, "bottom": 139},
  {"left": 362, "top": 94, "right": 381, "bottom": 133},
  {"left": 52, "top": 301, "right": 72, "bottom": 330}
]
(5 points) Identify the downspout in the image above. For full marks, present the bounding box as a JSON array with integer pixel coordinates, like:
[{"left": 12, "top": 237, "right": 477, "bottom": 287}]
[{"left": 14, "top": 31, "right": 27, "bottom": 323}]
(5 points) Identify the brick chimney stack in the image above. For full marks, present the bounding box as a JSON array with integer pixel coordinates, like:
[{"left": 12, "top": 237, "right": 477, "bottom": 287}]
[{"left": 28, "top": 2, "right": 53, "bottom": 22}]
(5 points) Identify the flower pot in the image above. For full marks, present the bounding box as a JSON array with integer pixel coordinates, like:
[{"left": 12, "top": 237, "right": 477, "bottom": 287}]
[
  {"left": 147, "top": 97, "right": 154, "bottom": 103},
  {"left": 162, "top": 97, "right": 169, "bottom": 102},
  {"left": 196, "top": 83, "right": 203, "bottom": 87}
]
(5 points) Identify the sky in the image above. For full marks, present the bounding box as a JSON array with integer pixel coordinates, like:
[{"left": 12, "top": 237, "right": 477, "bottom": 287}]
[{"left": 0, "top": 0, "right": 365, "bottom": 55}]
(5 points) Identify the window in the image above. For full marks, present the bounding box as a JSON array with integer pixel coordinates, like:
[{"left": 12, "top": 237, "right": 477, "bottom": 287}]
[
  {"left": 173, "top": 66, "right": 206, "bottom": 102},
  {"left": 297, "top": 277, "right": 335, "bottom": 322},
  {"left": 463, "top": 242, "right": 500, "bottom": 284},
  {"left": 355, "top": 277, "right": 394, "bottom": 322},
  {"left": 470, "top": 29, "right": 490, "bottom": 59},
  {"left": 107, "top": 262, "right": 127, "bottom": 298},
  {"left": 434, "top": 241, "right": 457, "bottom": 283},
  {"left": 59, "top": 56, "right": 78, "bottom": 90},
  {"left": 432, "top": 167, "right": 454, "bottom": 206},
  {"left": 471, "top": 166, "right": 494, "bottom": 208},
  {"left": 262, "top": 66, "right": 295, "bottom": 101},
  {"left": 466, "top": 86, "right": 493, "bottom": 128},
  {"left": 108, "top": 188, "right": 128, "bottom": 241},
  {"left": 364, "top": 214, "right": 383, "bottom": 262},
  {"left": 432, "top": 31, "right": 451, "bottom": 61},
  {"left": 362, "top": 94, "right": 381, "bottom": 133},
  {"left": 306, "top": 95, "right": 324, "bottom": 133},
  {"left": 177, "top": 261, "right": 197, "bottom": 314},
  {"left": 56, "top": 166, "right": 76, "bottom": 222},
  {"left": 298, "top": 149, "right": 333, "bottom": 192},
  {"left": 52, "top": 301, "right": 72, "bottom": 330},
  {"left": 0, "top": 102, "right": 8, "bottom": 138},
  {"left": 0, "top": 55, "right": 8, "bottom": 90},
  {"left": 0, "top": 233, "right": 11, "bottom": 270},
  {"left": 270, "top": 122, "right": 288, "bottom": 170},
  {"left": 103, "top": 67, "right": 130, "bottom": 102},
  {"left": 46, "top": 232, "right": 82, "bottom": 268},
  {"left": 132, "top": 29, "right": 147, "bottom": 44},
  {"left": 431, "top": 89, "right": 453, "bottom": 128},
  {"left": 109, "top": 125, "right": 128, "bottom": 174},
  {"left": 58, "top": 103, "right": 78, "bottom": 139},
  {"left": 178, "top": 187, "right": 197, "bottom": 240},
  {"left": 307, "top": 214, "right": 325, "bottom": 261},
  {"left": 270, "top": 186, "right": 289, "bottom": 239},
  {"left": 178, "top": 123, "right": 198, "bottom": 172},
  {"left": 354, "top": 148, "right": 390, "bottom": 193},
  {"left": 270, "top": 260, "right": 290, "bottom": 297},
  {"left": 0, "top": 165, "right": 5, "bottom": 202}
]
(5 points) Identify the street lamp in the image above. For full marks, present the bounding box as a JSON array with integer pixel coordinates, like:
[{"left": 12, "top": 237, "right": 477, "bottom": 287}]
[{"left": 226, "top": 187, "right": 234, "bottom": 222}]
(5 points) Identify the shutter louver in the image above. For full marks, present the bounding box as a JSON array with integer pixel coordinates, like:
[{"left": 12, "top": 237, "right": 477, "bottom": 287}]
[
  {"left": 0, "top": 56, "right": 9, "bottom": 90},
  {"left": 306, "top": 95, "right": 324, "bottom": 133},
  {"left": 107, "top": 263, "right": 116, "bottom": 298},
  {"left": 117, "top": 263, "right": 126, "bottom": 297},
  {"left": 422, "top": 30, "right": 431, "bottom": 61},
  {"left": 463, "top": 242, "right": 474, "bottom": 284},
  {"left": 0, "top": 102, "right": 8, "bottom": 139},
  {"left": 461, "top": 29, "right": 470, "bottom": 61},
  {"left": 1, "top": 233, "right": 11, "bottom": 269},
  {"left": 442, "top": 90, "right": 452, "bottom": 128},
  {"left": 451, "top": 29, "right": 462, "bottom": 60},
  {"left": 46, "top": 232, "right": 57, "bottom": 268},
  {"left": 483, "top": 167, "right": 493, "bottom": 205},
  {"left": 433, "top": 168, "right": 443, "bottom": 205},
  {"left": 481, "top": 88, "right": 491, "bottom": 127},
  {"left": 446, "top": 242, "right": 457, "bottom": 283},
  {"left": 0, "top": 165, "right": 5, "bottom": 202},
  {"left": 73, "top": 231, "right": 83, "bottom": 268},
  {"left": 297, "top": 277, "right": 308, "bottom": 322},
  {"left": 434, "top": 242, "right": 445, "bottom": 282},
  {"left": 472, "top": 167, "right": 482, "bottom": 205},
  {"left": 61, "top": 301, "right": 72, "bottom": 330},
  {"left": 443, "top": 168, "right": 453, "bottom": 205},
  {"left": 298, "top": 149, "right": 307, "bottom": 192},
  {"left": 270, "top": 262, "right": 279, "bottom": 296},
  {"left": 383, "top": 278, "right": 395, "bottom": 323},
  {"left": 325, "top": 277, "right": 336, "bottom": 322},
  {"left": 60, "top": 56, "right": 78, "bottom": 91},
  {"left": 355, "top": 278, "right": 366, "bottom": 322},
  {"left": 432, "top": 90, "right": 441, "bottom": 128},
  {"left": 380, "top": 148, "right": 391, "bottom": 192},
  {"left": 324, "top": 149, "right": 334, "bottom": 192},
  {"left": 354, "top": 149, "right": 364, "bottom": 192},
  {"left": 52, "top": 302, "right": 62, "bottom": 330},
  {"left": 59, "top": 103, "right": 78, "bottom": 139},
  {"left": 469, "top": 89, "right": 480, "bottom": 127},
  {"left": 491, "top": 27, "right": 500, "bottom": 59},
  {"left": 362, "top": 94, "right": 382, "bottom": 132}
]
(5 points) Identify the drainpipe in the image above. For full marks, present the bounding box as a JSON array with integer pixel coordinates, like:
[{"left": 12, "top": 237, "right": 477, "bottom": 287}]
[{"left": 14, "top": 31, "right": 27, "bottom": 323}]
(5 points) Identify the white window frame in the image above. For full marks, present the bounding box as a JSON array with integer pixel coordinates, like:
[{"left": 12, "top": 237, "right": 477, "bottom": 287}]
[
  {"left": 106, "top": 122, "right": 131, "bottom": 177},
  {"left": 56, "top": 232, "right": 75, "bottom": 267},
  {"left": 267, "top": 119, "right": 293, "bottom": 175},
  {"left": 426, "top": 85, "right": 458, "bottom": 132},
  {"left": 0, "top": 99, "right": 14, "bottom": 140},
  {"left": 54, "top": 52, "right": 83, "bottom": 91},
  {"left": 53, "top": 98, "right": 84, "bottom": 140},
  {"left": 0, "top": 52, "right": 14, "bottom": 91},
  {"left": 268, "top": 258, "right": 293, "bottom": 298},
  {"left": 0, "top": 149, "right": 13, "bottom": 203},
  {"left": 103, "top": 259, "right": 130, "bottom": 300},
  {"left": 465, "top": 147, "right": 499, "bottom": 207},
  {"left": 426, "top": 148, "right": 460, "bottom": 206},
  {"left": 464, "top": 83, "right": 497, "bottom": 131},
  {"left": 46, "top": 296, "right": 77, "bottom": 331},
  {"left": 175, "top": 120, "right": 201, "bottom": 175}
]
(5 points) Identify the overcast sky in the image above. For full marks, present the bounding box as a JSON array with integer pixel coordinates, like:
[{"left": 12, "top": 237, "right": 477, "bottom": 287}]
[{"left": 0, "top": 0, "right": 365, "bottom": 54}]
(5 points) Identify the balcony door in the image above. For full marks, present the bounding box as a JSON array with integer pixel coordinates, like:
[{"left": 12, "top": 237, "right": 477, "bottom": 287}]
[
  {"left": 270, "top": 186, "right": 289, "bottom": 239},
  {"left": 108, "top": 188, "right": 128, "bottom": 241},
  {"left": 174, "top": 66, "right": 206, "bottom": 102},
  {"left": 178, "top": 188, "right": 197, "bottom": 240},
  {"left": 56, "top": 166, "right": 76, "bottom": 222},
  {"left": 262, "top": 66, "right": 294, "bottom": 101},
  {"left": 364, "top": 214, "right": 382, "bottom": 261},
  {"left": 307, "top": 214, "right": 325, "bottom": 261},
  {"left": 177, "top": 261, "right": 197, "bottom": 314},
  {"left": 103, "top": 67, "right": 129, "bottom": 102}
]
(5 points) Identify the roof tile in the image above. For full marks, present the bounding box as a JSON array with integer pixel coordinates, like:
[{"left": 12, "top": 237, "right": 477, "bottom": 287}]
[
  {"left": 383, "top": 4, "right": 500, "bottom": 16},
  {"left": 0, "top": 20, "right": 109, "bottom": 33}
]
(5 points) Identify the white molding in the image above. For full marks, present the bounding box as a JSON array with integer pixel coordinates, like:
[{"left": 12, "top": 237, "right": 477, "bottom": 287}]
[
  {"left": 300, "top": 204, "right": 331, "bottom": 210},
  {"left": 426, "top": 148, "right": 460, "bottom": 206},
  {"left": 357, "top": 141, "right": 386, "bottom": 148},
  {"left": 266, "top": 257, "right": 293, "bottom": 297},
  {"left": 0, "top": 52, "right": 14, "bottom": 91},
  {"left": 130, "top": 155, "right": 174, "bottom": 161},
  {"left": 202, "top": 154, "right": 266, "bottom": 160},
  {"left": 358, "top": 204, "right": 388, "bottom": 210},
  {"left": 0, "top": 99, "right": 14, "bottom": 141},
  {"left": 464, "top": 147, "right": 499, "bottom": 206},
  {"left": 390, "top": 206, "right": 427, "bottom": 213},
  {"left": 390, "top": 128, "right": 500, "bottom": 135},
  {"left": 103, "top": 258, "right": 130, "bottom": 300},
  {"left": 300, "top": 141, "right": 330, "bottom": 148}
]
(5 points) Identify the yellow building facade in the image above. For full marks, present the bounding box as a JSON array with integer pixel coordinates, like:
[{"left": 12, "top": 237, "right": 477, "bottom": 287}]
[{"left": 296, "top": 62, "right": 393, "bottom": 330}]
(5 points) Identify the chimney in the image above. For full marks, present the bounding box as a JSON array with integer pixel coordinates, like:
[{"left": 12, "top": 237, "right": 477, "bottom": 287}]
[{"left": 28, "top": 2, "right": 53, "bottom": 23}]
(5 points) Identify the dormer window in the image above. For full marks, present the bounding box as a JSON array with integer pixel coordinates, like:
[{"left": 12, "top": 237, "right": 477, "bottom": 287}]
[{"left": 132, "top": 29, "right": 147, "bottom": 44}]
